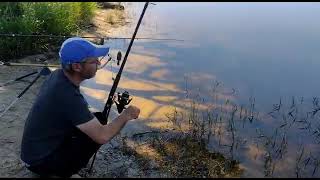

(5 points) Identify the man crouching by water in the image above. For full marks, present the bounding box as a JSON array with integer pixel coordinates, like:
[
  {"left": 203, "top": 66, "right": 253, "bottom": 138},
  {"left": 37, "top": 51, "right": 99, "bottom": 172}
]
[{"left": 20, "top": 37, "right": 140, "bottom": 177}]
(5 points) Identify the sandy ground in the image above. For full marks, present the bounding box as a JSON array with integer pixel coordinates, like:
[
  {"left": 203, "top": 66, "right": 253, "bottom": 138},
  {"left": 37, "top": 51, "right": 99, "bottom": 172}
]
[
  {"left": 0, "top": 5, "right": 163, "bottom": 178},
  {"left": 0, "top": 64, "right": 45, "bottom": 177}
]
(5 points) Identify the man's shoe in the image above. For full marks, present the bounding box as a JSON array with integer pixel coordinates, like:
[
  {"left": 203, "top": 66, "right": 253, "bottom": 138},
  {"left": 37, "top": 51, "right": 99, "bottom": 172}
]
[{"left": 70, "top": 174, "right": 82, "bottom": 178}]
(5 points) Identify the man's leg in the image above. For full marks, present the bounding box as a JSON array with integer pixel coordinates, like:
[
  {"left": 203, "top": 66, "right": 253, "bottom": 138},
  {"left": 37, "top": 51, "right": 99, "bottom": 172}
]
[
  {"left": 27, "top": 127, "right": 102, "bottom": 177},
  {"left": 66, "top": 127, "right": 102, "bottom": 174}
]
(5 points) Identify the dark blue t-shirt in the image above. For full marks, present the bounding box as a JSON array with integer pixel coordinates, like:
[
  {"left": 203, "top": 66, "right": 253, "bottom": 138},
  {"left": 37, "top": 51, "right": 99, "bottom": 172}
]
[{"left": 21, "top": 69, "right": 94, "bottom": 165}]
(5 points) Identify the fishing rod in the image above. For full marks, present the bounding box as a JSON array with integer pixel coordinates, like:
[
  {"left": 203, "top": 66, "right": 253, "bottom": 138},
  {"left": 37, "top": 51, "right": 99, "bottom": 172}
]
[
  {"left": 103, "top": 1, "right": 149, "bottom": 122},
  {"left": 0, "top": 61, "right": 60, "bottom": 68},
  {"left": 88, "top": 2, "right": 150, "bottom": 173},
  {"left": 0, "top": 55, "right": 120, "bottom": 69},
  {"left": 0, "top": 33, "right": 184, "bottom": 42}
]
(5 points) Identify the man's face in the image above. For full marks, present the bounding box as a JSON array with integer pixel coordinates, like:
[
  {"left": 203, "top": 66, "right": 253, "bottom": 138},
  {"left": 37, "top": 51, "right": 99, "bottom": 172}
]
[{"left": 78, "top": 57, "right": 101, "bottom": 79}]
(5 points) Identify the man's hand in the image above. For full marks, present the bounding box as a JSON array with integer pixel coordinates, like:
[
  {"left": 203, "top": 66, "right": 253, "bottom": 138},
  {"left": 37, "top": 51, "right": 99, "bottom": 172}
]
[{"left": 122, "top": 105, "right": 140, "bottom": 120}]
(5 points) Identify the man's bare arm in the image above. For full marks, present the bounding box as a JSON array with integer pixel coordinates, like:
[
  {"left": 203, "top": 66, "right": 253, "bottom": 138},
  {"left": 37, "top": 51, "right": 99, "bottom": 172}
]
[{"left": 76, "top": 106, "right": 140, "bottom": 144}]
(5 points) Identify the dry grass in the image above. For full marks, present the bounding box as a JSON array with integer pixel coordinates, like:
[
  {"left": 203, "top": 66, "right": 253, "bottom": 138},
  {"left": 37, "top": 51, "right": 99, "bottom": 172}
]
[
  {"left": 105, "top": 9, "right": 126, "bottom": 26},
  {"left": 152, "top": 135, "right": 243, "bottom": 178},
  {"left": 118, "top": 131, "right": 243, "bottom": 178}
]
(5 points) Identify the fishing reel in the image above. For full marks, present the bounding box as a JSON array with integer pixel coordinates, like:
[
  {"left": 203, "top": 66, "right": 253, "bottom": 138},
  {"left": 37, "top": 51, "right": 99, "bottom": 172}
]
[{"left": 115, "top": 91, "right": 132, "bottom": 113}]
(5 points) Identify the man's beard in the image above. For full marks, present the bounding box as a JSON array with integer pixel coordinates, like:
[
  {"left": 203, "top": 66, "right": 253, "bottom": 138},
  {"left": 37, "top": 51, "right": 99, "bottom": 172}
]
[
  {"left": 80, "top": 65, "right": 97, "bottom": 79},
  {"left": 80, "top": 70, "right": 96, "bottom": 79}
]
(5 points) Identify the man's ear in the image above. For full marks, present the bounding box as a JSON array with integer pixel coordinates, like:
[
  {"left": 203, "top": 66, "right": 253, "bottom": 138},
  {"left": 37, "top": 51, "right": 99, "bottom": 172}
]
[{"left": 71, "top": 63, "right": 82, "bottom": 72}]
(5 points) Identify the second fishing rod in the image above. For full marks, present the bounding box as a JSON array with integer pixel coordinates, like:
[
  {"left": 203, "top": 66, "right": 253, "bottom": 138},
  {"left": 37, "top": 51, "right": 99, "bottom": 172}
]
[{"left": 0, "top": 33, "right": 184, "bottom": 42}]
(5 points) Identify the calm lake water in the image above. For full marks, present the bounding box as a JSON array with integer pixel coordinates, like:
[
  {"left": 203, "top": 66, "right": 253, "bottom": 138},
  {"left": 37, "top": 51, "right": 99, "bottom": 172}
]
[{"left": 81, "top": 2, "right": 320, "bottom": 177}]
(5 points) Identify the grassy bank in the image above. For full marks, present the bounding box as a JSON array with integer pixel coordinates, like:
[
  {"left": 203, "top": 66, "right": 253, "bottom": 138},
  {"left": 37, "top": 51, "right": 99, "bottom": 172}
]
[
  {"left": 155, "top": 79, "right": 320, "bottom": 177},
  {"left": 0, "top": 2, "right": 97, "bottom": 60}
]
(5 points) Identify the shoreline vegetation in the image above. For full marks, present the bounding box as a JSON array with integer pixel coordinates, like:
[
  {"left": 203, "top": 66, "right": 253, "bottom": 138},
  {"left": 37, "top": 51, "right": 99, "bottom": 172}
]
[{"left": 0, "top": 2, "right": 124, "bottom": 61}]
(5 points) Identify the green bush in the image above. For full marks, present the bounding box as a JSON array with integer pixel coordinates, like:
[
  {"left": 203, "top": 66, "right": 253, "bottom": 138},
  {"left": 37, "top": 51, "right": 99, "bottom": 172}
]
[
  {"left": 79, "top": 2, "right": 97, "bottom": 26},
  {"left": 0, "top": 2, "right": 98, "bottom": 60},
  {"left": 0, "top": 2, "right": 23, "bottom": 18}
]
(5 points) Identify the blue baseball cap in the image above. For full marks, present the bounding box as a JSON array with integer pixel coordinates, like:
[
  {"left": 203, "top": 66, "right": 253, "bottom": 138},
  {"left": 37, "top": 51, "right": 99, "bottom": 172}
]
[{"left": 59, "top": 37, "right": 109, "bottom": 64}]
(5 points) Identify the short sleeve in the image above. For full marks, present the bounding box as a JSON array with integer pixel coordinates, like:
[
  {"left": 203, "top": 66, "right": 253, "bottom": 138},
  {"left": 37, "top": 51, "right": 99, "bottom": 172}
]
[{"left": 64, "top": 93, "right": 95, "bottom": 126}]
